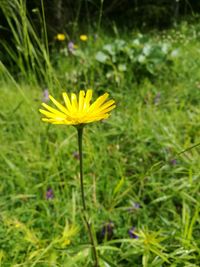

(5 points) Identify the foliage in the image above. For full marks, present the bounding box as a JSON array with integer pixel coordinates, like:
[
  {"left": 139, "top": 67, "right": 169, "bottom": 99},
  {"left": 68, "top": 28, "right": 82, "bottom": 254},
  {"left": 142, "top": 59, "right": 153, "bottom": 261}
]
[
  {"left": 0, "top": 3, "right": 200, "bottom": 266},
  {"left": 1, "top": 0, "right": 200, "bottom": 38},
  {"left": 48, "top": 33, "right": 178, "bottom": 91},
  {"left": 94, "top": 34, "right": 173, "bottom": 84},
  {"left": 0, "top": 0, "right": 57, "bottom": 88}
]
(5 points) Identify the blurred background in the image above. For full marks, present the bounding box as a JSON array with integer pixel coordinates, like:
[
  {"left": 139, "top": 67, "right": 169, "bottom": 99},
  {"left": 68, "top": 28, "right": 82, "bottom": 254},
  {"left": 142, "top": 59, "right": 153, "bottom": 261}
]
[{"left": 0, "top": 1, "right": 200, "bottom": 266}]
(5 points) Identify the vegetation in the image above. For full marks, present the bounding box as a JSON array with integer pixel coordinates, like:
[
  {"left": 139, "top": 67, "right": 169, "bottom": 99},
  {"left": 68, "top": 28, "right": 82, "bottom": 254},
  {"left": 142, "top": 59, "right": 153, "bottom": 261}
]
[{"left": 0, "top": 1, "right": 200, "bottom": 266}]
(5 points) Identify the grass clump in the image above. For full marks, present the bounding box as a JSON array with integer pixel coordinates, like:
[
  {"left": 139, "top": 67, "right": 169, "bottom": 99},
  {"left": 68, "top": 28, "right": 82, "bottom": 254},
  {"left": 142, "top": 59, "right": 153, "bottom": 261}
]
[{"left": 0, "top": 4, "right": 200, "bottom": 266}]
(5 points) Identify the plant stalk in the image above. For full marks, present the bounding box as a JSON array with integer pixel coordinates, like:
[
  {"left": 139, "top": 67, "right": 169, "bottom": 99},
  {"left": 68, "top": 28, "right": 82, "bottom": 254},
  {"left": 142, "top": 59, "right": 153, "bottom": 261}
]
[{"left": 77, "top": 127, "right": 99, "bottom": 267}]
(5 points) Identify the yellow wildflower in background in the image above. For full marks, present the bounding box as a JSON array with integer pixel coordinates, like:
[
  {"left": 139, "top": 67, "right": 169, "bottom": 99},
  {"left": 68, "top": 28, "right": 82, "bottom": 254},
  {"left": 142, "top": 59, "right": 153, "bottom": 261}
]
[
  {"left": 55, "top": 33, "right": 66, "bottom": 41},
  {"left": 80, "top": 34, "right": 88, "bottom": 41},
  {"left": 39, "top": 89, "right": 116, "bottom": 125}
]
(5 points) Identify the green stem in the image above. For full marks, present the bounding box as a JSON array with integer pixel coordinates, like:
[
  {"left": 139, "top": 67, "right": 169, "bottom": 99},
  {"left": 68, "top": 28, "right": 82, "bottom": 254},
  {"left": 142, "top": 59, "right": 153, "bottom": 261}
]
[
  {"left": 97, "top": 0, "right": 104, "bottom": 34},
  {"left": 77, "top": 127, "right": 99, "bottom": 267},
  {"left": 77, "top": 127, "right": 86, "bottom": 210}
]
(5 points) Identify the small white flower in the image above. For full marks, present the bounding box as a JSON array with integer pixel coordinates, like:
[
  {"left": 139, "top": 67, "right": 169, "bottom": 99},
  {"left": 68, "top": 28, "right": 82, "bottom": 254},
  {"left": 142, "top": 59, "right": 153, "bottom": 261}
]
[
  {"left": 171, "top": 49, "right": 179, "bottom": 57},
  {"left": 161, "top": 43, "right": 169, "bottom": 54},
  {"left": 138, "top": 55, "right": 146, "bottom": 63},
  {"left": 143, "top": 44, "right": 151, "bottom": 56}
]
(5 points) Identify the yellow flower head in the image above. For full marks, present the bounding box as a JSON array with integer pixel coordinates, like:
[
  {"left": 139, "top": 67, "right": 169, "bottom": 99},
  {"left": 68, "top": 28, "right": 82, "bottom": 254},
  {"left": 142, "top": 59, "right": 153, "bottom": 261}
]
[
  {"left": 39, "top": 89, "right": 116, "bottom": 126},
  {"left": 56, "top": 33, "right": 66, "bottom": 41},
  {"left": 80, "top": 34, "right": 88, "bottom": 41}
]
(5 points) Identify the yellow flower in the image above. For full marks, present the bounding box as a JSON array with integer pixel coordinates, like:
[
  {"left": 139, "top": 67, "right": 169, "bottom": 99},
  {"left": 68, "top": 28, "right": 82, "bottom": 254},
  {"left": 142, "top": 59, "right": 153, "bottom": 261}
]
[
  {"left": 55, "top": 33, "right": 66, "bottom": 41},
  {"left": 39, "top": 89, "right": 116, "bottom": 125},
  {"left": 80, "top": 34, "right": 88, "bottom": 41}
]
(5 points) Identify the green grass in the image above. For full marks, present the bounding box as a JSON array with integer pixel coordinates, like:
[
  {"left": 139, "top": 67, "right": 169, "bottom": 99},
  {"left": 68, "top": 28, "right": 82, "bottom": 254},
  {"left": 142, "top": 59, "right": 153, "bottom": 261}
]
[{"left": 0, "top": 17, "right": 200, "bottom": 267}]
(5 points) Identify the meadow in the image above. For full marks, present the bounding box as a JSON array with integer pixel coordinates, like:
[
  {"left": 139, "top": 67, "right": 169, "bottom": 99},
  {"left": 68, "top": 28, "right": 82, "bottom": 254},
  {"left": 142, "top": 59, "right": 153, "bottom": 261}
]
[{"left": 0, "top": 6, "right": 200, "bottom": 266}]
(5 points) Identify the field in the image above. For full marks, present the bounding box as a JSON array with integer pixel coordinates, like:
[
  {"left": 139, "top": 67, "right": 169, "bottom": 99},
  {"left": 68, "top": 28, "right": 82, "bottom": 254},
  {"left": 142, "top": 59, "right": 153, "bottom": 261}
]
[{"left": 0, "top": 14, "right": 200, "bottom": 267}]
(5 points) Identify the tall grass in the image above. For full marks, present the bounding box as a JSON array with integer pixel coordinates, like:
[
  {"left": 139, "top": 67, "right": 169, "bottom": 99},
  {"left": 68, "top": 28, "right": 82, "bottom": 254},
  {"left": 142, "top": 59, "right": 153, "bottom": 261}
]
[
  {"left": 0, "top": 2, "right": 200, "bottom": 266},
  {"left": 0, "top": 0, "right": 60, "bottom": 91}
]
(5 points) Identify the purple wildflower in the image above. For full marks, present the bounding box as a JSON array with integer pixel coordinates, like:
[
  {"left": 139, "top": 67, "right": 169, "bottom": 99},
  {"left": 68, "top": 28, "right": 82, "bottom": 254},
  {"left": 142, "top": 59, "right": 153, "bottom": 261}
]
[
  {"left": 154, "top": 92, "right": 161, "bottom": 105},
  {"left": 101, "top": 222, "right": 114, "bottom": 240},
  {"left": 42, "top": 89, "right": 49, "bottom": 103},
  {"left": 127, "top": 201, "right": 140, "bottom": 212},
  {"left": 68, "top": 41, "right": 74, "bottom": 54},
  {"left": 134, "top": 203, "right": 140, "bottom": 209},
  {"left": 128, "top": 227, "right": 138, "bottom": 239},
  {"left": 73, "top": 151, "right": 80, "bottom": 160},
  {"left": 46, "top": 188, "right": 54, "bottom": 200},
  {"left": 170, "top": 159, "right": 177, "bottom": 166}
]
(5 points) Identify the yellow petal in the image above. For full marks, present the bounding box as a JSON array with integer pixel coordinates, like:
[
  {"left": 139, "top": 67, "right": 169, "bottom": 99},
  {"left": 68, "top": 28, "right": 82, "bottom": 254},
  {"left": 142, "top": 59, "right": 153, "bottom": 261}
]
[
  {"left": 78, "top": 90, "right": 85, "bottom": 111},
  {"left": 49, "top": 95, "right": 69, "bottom": 114},
  {"left": 39, "top": 109, "right": 66, "bottom": 119},
  {"left": 88, "top": 93, "right": 109, "bottom": 112},
  {"left": 71, "top": 93, "right": 78, "bottom": 111},
  {"left": 96, "top": 104, "right": 116, "bottom": 115},
  {"left": 42, "top": 118, "right": 72, "bottom": 125},
  {"left": 83, "top": 90, "right": 93, "bottom": 110},
  {"left": 42, "top": 103, "right": 68, "bottom": 116},
  {"left": 86, "top": 114, "right": 109, "bottom": 123},
  {"left": 95, "top": 100, "right": 115, "bottom": 113},
  {"left": 62, "top": 92, "right": 73, "bottom": 112}
]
